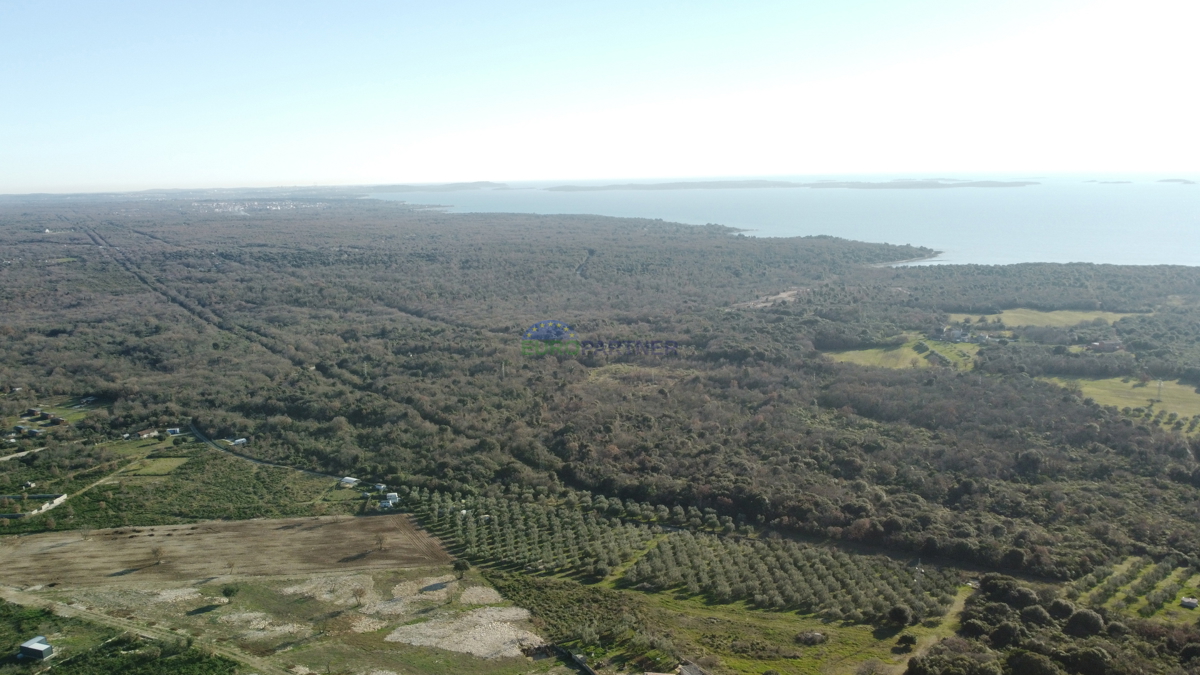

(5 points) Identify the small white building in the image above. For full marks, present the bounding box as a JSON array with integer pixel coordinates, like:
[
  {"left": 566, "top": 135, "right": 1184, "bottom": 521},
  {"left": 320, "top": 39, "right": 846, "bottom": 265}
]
[
  {"left": 166, "top": 428, "right": 181, "bottom": 435},
  {"left": 231, "top": 438, "right": 247, "bottom": 446},
  {"left": 340, "top": 477, "right": 360, "bottom": 488},
  {"left": 374, "top": 483, "right": 387, "bottom": 492},
  {"left": 19, "top": 636, "right": 52, "bottom": 660},
  {"left": 385, "top": 492, "right": 399, "bottom": 504},
  {"left": 1182, "top": 597, "right": 1198, "bottom": 609}
]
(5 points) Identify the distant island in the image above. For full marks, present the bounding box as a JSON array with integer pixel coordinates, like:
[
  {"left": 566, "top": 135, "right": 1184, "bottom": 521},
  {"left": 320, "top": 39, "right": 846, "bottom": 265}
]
[
  {"left": 369, "top": 181, "right": 508, "bottom": 192},
  {"left": 546, "top": 178, "right": 1039, "bottom": 191}
]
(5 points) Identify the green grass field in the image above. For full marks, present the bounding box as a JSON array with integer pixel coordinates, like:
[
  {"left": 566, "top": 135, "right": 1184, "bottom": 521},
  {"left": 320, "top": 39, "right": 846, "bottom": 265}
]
[
  {"left": 948, "top": 308, "right": 1137, "bottom": 327},
  {"left": 826, "top": 339, "right": 978, "bottom": 371},
  {"left": 324, "top": 487, "right": 367, "bottom": 501},
  {"left": 127, "top": 457, "right": 191, "bottom": 475},
  {"left": 1041, "top": 377, "right": 1200, "bottom": 419},
  {"left": 626, "top": 586, "right": 970, "bottom": 675}
]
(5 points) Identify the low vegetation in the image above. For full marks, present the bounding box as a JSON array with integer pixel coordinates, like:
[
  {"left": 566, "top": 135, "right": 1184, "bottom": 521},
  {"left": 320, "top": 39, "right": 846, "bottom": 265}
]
[
  {"left": 6, "top": 195, "right": 1200, "bottom": 673},
  {"left": 0, "top": 600, "right": 237, "bottom": 674}
]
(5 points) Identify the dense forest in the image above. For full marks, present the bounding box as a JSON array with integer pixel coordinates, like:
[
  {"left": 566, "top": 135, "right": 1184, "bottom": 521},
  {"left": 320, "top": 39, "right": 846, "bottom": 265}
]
[{"left": 3, "top": 195, "right": 1200, "bottom": 585}]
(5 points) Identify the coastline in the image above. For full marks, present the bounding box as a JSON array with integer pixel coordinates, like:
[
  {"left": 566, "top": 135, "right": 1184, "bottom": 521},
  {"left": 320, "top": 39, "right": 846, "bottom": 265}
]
[{"left": 872, "top": 252, "right": 944, "bottom": 267}]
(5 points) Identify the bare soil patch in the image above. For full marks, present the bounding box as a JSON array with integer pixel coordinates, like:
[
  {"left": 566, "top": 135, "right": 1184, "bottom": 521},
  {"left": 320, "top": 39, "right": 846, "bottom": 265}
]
[
  {"left": 459, "top": 586, "right": 503, "bottom": 605},
  {"left": 384, "top": 606, "right": 545, "bottom": 658},
  {"left": 0, "top": 515, "right": 448, "bottom": 587}
]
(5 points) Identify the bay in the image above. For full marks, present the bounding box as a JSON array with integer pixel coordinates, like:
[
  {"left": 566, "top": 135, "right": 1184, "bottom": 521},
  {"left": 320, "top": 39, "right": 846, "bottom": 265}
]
[{"left": 371, "top": 175, "right": 1199, "bottom": 266}]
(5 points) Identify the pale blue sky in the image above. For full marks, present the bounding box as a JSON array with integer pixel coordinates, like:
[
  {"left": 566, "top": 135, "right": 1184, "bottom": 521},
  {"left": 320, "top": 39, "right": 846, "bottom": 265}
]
[{"left": 2, "top": 1, "right": 1196, "bottom": 192}]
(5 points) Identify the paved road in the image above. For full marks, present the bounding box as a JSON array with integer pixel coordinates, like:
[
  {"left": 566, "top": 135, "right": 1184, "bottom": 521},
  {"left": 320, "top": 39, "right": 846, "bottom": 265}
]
[{"left": 0, "top": 586, "right": 290, "bottom": 675}]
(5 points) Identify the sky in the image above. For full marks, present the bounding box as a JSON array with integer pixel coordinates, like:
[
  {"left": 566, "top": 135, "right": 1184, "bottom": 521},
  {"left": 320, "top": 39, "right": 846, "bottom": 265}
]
[{"left": 1, "top": 0, "right": 1198, "bottom": 193}]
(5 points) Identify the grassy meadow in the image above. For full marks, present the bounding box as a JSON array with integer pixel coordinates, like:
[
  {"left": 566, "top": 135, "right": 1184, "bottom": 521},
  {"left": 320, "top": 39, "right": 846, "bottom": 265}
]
[
  {"left": 826, "top": 338, "right": 978, "bottom": 371},
  {"left": 948, "top": 308, "right": 1137, "bottom": 327},
  {"left": 1042, "top": 377, "right": 1200, "bottom": 419}
]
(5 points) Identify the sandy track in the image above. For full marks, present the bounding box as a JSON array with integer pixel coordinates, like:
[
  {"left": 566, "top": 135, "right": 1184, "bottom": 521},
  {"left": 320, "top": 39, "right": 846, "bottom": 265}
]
[{"left": 0, "top": 514, "right": 449, "bottom": 587}]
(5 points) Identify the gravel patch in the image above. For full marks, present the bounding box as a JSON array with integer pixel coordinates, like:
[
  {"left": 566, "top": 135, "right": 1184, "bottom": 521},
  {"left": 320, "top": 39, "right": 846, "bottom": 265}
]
[
  {"left": 458, "top": 586, "right": 502, "bottom": 605},
  {"left": 152, "top": 588, "right": 201, "bottom": 603},
  {"left": 391, "top": 575, "right": 456, "bottom": 602},
  {"left": 349, "top": 614, "right": 387, "bottom": 633},
  {"left": 282, "top": 574, "right": 377, "bottom": 606},
  {"left": 384, "top": 606, "right": 544, "bottom": 658},
  {"left": 219, "top": 611, "right": 307, "bottom": 639}
]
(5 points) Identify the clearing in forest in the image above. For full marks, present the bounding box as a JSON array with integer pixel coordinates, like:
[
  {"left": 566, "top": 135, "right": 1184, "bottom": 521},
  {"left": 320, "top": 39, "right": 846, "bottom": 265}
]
[
  {"left": 826, "top": 339, "right": 978, "bottom": 370},
  {"left": 1042, "top": 377, "right": 1200, "bottom": 421},
  {"left": 947, "top": 308, "right": 1136, "bottom": 327},
  {"left": 0, "top": 514, "right": 448, "bottom": 587}
]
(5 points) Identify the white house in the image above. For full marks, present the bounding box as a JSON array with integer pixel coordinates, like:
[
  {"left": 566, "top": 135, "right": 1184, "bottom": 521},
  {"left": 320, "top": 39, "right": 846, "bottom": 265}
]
[
  {"left": 385, "top": 492, "right": 399, "bottom": 504},
  {"left": 231, "top": 438, "right": 247, "bottom": 446},
  {"left": 166, "top": 428, "right": 181, "bottom": 435},
  {"left": 340, "top": 477, "right": 360, "bottom": 488},
  {"left": 1182, "top": 597, "right": 1198, "bottom": 609}
]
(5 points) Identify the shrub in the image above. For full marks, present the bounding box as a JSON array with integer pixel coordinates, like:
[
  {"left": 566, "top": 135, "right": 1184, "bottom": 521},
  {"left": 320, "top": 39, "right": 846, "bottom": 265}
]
[
  {"left": 1047, "top": 598, "right": 1075, "bottom": 619},
  {"left": 1007, "top": 650, "right": 1063, "bottom": 675},
  {"left": 890, "top": 604, "right": 914, "bottom": 626},
  {"left": 1020, "top": 605, "right": 1053, "bottom": 626},
  {"left": 1064, "top": 609, "right": 1104, "bottom": 637},
  {"left": 795, "top": 631, "right": 828, "bottom": 645}
]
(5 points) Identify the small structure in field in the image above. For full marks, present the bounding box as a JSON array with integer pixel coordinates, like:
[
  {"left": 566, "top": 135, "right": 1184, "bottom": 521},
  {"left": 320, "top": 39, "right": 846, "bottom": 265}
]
[
  {"left": 340, "top": 477, "right": 360, "bottom": 488},
  {"left": 1182, "top": 597, "right": 1198, "bottom": 609},
  {"left": 135, "top": 429, "right": 159, "bottom": 439},
  {"left": 19, "top": 636, "right": 52, "bottom": 660},
  {"left": 231, "top": 438, "right": 247, "bottom": 446}
]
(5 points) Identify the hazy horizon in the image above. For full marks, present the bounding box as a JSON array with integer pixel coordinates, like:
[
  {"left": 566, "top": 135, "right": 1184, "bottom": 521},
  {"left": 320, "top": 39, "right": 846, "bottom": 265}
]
[{"left": 3, "top": 1, "right": 1198, "bottom": 193}]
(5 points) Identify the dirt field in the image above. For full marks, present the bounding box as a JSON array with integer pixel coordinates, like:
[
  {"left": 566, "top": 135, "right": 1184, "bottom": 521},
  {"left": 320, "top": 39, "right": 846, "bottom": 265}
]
[{"left": 0, "top": 514, "right": 449, "bottom": 587}]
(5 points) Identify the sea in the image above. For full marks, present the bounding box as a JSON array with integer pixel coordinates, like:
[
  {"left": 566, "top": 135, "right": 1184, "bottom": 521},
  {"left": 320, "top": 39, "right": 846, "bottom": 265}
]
[{"left": 370, "top": 174, "right": 1200, "bottom": 266}]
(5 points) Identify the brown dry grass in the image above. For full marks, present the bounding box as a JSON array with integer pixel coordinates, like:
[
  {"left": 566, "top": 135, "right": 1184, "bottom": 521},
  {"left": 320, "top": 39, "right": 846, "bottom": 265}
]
[{"left": 0, "top": 514, "right": 448, "bottom": 587}]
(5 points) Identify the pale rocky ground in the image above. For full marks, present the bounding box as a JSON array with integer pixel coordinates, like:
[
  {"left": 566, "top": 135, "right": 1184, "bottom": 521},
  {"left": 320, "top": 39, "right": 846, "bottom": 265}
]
[
  {"left": 384, "top": 606, "right": 545, "bottom": 658},
  {"left": 459, "top": 585, "right": 503, "bottom": 605},
  {"left": 38, "top": 567, "right": 539, "bottom": 671}
]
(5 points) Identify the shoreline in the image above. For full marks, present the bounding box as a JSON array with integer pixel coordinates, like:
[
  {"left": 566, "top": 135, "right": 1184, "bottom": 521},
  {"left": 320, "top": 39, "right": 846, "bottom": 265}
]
[{"left": 871, "top": 252, "right": 945, "bottom": 267}]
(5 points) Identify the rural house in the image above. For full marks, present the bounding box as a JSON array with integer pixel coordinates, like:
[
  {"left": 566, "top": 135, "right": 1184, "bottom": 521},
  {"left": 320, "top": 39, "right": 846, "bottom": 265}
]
[
  {"left": 19, "top": 636, "right": 52, "bottom": 660},
  {"left": 134, "top": 429, "right": 159, "bottom": 439},
  {"left": 340, "top": 477, "right": 360, "bottom": 488}
]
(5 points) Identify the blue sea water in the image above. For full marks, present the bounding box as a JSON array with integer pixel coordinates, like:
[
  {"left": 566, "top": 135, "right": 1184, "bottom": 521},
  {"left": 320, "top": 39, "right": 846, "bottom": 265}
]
[{"left": 370, "top": 175, "right": 1200, "bottom": 266}]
